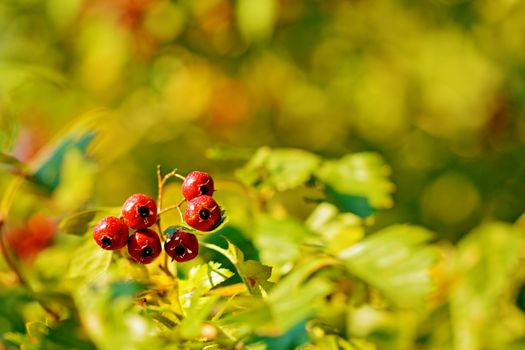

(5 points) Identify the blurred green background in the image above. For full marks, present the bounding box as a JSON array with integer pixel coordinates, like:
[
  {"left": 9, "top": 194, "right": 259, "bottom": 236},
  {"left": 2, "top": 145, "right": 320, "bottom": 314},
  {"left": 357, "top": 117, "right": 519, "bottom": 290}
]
[{"left": 1, "top": 0, "right": 525, "bottom": 240}]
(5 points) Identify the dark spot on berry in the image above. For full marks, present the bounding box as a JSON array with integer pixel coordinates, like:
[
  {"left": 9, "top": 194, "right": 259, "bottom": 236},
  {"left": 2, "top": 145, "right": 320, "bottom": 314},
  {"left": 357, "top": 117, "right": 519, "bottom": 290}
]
[
  {"left": 199, "top": 185, "right": 208, "bottom": 195},
  {"left": 199, "top": 209, "right": 210, "bottom": 220},
  {"left": 138, "top": 206, "right": 150, "bottom": 218},
  {"left": 101, "top": 236, "right": 112, "bottom": 247},
  {"left": 174, "top": 245, "right": 186, "bottom": 256},
  {"left": 141, "top": 246, "right": 153, "bottom": 257}
]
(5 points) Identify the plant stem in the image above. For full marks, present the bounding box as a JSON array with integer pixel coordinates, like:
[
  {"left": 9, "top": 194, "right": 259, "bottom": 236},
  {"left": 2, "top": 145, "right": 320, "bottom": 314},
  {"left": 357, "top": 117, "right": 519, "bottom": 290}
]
[{"left": 156, "top": 165, "right": 179, "bottom": 277}]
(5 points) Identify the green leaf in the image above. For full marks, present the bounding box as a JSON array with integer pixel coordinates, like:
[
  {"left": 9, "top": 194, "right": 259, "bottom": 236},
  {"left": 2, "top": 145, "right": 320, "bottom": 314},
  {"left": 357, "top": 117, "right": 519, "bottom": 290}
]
[
  {"left": 339, "top": 225, "right": 439, "bottom": 307},
  {"left": 237, "top": 260, "right": 272, "bottom": 291},
  {"left": 178, "top": 262, "right": 234, "bottom": 299},
  {"left": 29, "top": 132, "right": 96, "bottom": 192},
  {"left": 27, "top": 113, "right": 102, "bottom": 192},
  {"left": 220, "top": 259, "right": 334, "bottom": 337},
  {"left": 450, "top": 222, "right": 525, "bottom": 350},
  {"left": 53, "top": 148, "right": 97, "bottom": 211},
  {"left": 269, "top": 258, "right": 337, "bottom": 302},
  {"left": 306, "top": 202, "right": 364, "bottom": 254},
  {"left": 236, "top": 147, "right": 321, "bottom": 192},
  {"left": 179, "top": 295, "right": 220, "bottom": 339},
  {"left": 316, "top": 153, "right": 394, "bottom": 217},
  {"left": 202, "top": 240, "right": 271, "bottom": 296},
  {"left": 65, "top": 238, "right": 112, "bottom": 283},
  {"left": 59, "top": 207, "right": 121, "bottom": 235},
  {"left": 254, "top": 215, "right": 315, "bottom": 273}
]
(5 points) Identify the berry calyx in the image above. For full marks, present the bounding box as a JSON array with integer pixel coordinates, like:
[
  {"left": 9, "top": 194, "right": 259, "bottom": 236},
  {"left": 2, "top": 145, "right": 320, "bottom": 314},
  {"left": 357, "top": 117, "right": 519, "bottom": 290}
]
[
  {"left": 164, "top": 229, "right": 199, "bottom": 262},
  {"left": 93, "top": 216, "right": 129, "bottom": 250},
  {"left": 182, "top": 171, "right": 215, "bottom": 201},
  {"left": 122, "top": 194, "right": 157, "bottom": 229},
  {"left": 127, "top": 229, "right": 162, "bottom": 264},
  {"left": 184, "top": 195, "right": 222, "bottom": 231}
]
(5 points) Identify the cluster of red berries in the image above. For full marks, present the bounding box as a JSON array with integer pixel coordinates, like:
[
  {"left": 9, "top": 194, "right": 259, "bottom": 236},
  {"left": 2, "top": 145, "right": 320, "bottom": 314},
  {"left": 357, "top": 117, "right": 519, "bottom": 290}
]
[{"left": 92, "top": 171, "right": 222, "bottom": 264}]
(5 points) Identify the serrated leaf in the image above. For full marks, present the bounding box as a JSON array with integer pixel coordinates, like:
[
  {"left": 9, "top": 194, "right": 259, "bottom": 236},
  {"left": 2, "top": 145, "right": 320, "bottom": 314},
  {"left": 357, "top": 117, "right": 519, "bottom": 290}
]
[
  {"left": 59, "top": 207, "right": 121, "bottom": 235},
  {"left": 317, "top": 152, "right": 394, "bottom": 216},
  {"left": 236, "top": 147, "right": 321, "bottom": 192},
  {"left": 339, "top": 225, "right": 439, "bottom": 307},
  {"left": 202, "top": 240, "right": 269, "bottom": 296}
]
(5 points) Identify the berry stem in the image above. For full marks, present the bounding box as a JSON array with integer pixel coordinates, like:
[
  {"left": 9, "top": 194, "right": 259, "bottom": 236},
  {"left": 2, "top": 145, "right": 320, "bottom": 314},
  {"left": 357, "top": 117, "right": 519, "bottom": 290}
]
[
  {"left": 175, "top": 174, "right": 186, "bottom": 181},
  {"left": 156, "top": 165, "right": 179, "bottom": 278},
  {"left": 158, "top": 198, "right": 186, "bottom": 217}
]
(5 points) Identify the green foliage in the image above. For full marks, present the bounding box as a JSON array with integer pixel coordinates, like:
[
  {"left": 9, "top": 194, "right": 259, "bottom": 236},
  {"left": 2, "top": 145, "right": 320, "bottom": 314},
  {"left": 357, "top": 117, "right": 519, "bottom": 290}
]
[
  {"left": 316, "top": 153, "right": 394, "bottom": 217},
  {"left": 236, "top": 147, "right": 321, "bottom": 192},
  {"left": 339, "top": 225, "right": 439, "bottom": 308},
  {"left": 3, "top": 137, "right": 525, "bottom": 349},
  {"left": 2, "top": 1, "right": 525, "bottom": 348}
]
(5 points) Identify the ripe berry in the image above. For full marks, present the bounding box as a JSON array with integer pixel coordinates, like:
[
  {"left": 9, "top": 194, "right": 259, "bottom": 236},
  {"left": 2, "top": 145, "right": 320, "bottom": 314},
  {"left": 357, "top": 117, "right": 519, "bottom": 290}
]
[
  {"left": 182, "top": 171, "right": 215, "bottom": 201},
  {"left": 122, "top": 194, "right": 157, "bottom": 229},
  {"left": 164, "top": 229, "right": 199, "bottom": 262},
  {"left": 93, "top": 216, "right": 129, "bottom": 250},
  {"left": 127, "top": 229, "right": 162, "bottom": 264},
  {"left": 184, "top": 195, "right": 221, "bottom": 231}
]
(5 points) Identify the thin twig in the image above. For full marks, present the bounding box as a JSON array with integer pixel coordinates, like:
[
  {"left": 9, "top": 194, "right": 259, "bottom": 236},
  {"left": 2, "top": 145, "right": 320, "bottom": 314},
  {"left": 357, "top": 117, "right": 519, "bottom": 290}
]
[
  {"left": 156, "top": 165, "right": 178, "bottom": 278},
  {"left": 158, "top": 198, "right": 186, "bottom": 215}
]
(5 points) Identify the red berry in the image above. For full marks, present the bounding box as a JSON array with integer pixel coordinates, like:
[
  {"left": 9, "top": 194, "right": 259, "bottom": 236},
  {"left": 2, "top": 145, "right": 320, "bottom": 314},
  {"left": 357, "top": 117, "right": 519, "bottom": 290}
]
[
  {"left": 122, "top": 194, "right": 157, "bottom": 229},
  {"left": 127, "top": 229, "right": 162, "bottom": 264},
  {"left": 182, "top": 171, "right": 215, "bottom": 201},
  {"left": 184, "top": 195, "right": 221, "bottom": 231},
  {"left": 93, "top": 216, "right": 129, "bottom": 250},
  {"left": 164, "top": 229, "right": 199, "bottom": 262}
]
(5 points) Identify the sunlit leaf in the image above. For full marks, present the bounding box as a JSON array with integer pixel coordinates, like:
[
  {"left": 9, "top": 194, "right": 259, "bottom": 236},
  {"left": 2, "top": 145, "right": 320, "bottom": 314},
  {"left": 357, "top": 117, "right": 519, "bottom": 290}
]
[
  {"left": 202, "top": 240, "right": 270, "bottom": 296},
  {"left": 178, "top": 262, "right": 234, "bottom": 298},
  {"left": 65, "top": 239, "right": 112, "bottom": 283},
  {"left": 316, "top": 153, "right": 394, "bottom": 217},
  {"left": 306, "top": 202, "right": 364, "bottom": 254},
  {"left": 220, "top": 259, "right": 334, "bottom": 337},
  {"left": 339, "top": 225, "right": 439, "bottom": 307},
  {"left": 236, "top": 147, "right": 321, "bottom": 192},
  {"left": 254, "top": 215, "right": 315, "bottom": 274},
  {"left": 450, "top": 222, "right": 525, "bottom": 350}
]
